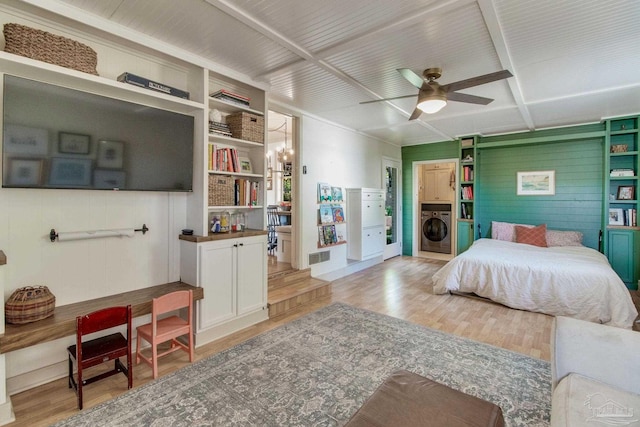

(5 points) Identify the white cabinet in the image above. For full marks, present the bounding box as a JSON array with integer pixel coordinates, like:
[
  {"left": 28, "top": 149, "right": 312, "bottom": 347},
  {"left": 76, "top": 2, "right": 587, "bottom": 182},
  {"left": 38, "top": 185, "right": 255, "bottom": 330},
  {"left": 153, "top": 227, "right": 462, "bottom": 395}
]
[
  {"left": 346, "top": 188, "right": 386, "bottom": 261},
  {"left": 180, "top": 234, "right": 268, "bottom": 344}
]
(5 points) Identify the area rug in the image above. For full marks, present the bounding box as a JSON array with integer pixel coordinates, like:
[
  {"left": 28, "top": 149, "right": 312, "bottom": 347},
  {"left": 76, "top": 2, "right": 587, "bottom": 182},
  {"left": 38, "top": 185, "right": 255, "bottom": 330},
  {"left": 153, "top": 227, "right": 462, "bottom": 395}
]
[{"left": 54, "top": 302, "right": 551, "bottom": 427}]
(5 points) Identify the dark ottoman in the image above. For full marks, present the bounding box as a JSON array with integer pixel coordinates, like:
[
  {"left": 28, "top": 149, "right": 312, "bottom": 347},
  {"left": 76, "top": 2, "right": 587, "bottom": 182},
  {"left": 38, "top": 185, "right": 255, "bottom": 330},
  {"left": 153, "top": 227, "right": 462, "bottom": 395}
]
[{"left": 345, "top": 370, "right": 504, "bottom": 427}]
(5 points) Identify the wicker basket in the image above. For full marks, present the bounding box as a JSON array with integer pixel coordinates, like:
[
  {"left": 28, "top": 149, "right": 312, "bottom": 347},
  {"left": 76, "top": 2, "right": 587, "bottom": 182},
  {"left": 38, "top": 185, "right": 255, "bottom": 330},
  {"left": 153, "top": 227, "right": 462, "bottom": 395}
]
[
  {"left": 611, "top": 144, "right": 628, "bottom": 153},
  {"left": 226, "top": 112, "right": 264, "bottom": 144},
  {"left": 208, "top": 175, "right": 235, "bottom": 206},
  {"left": 3, "top": 23, "right": 98, "bottom": 75},
  {"left": 5, "top": 286, "right": 56, "bottom": 324}
]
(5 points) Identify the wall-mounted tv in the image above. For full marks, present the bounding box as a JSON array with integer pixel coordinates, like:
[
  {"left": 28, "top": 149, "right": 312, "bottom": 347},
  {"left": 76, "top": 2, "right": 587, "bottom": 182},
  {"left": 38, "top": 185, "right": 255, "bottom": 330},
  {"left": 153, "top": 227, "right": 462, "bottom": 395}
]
[{"left": 2, "top": 75, "right": 194, "bottom": 191}]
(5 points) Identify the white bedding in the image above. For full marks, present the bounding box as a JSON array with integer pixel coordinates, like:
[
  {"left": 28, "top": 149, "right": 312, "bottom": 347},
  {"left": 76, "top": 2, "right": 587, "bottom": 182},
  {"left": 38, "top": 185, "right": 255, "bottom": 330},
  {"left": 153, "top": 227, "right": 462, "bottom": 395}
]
[{"left": 432, "top": 239, "right": 638, "bottom": 328}]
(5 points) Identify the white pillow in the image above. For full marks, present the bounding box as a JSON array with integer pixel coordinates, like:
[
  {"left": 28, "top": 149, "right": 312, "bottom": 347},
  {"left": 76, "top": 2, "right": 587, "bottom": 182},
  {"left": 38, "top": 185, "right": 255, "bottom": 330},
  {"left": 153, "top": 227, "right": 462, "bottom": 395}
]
[{"left": 491, "top": 221, "right": 532, "bottom": 242}]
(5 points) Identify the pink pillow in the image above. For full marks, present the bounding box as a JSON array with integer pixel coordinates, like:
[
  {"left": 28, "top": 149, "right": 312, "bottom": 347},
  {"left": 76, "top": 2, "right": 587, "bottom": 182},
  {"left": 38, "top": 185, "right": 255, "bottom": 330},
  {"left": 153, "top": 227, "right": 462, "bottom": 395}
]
[{"left": 515, "top": 224, "right": 548, "bottom": 247}]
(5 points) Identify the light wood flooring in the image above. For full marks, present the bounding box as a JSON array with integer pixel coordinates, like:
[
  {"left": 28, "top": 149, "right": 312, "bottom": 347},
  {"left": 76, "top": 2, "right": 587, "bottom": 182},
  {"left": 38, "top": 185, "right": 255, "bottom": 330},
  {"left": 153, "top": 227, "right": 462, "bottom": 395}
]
[{"left": 7, "top": 255, "right": 639, "bottom": 426}]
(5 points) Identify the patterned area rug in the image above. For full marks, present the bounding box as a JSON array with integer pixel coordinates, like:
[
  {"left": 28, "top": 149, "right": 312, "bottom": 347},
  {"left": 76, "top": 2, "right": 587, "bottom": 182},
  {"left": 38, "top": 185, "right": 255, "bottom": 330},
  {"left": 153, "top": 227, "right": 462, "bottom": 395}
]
[{"left": 54, "top": 303, "right": 551, "bottom": 427}]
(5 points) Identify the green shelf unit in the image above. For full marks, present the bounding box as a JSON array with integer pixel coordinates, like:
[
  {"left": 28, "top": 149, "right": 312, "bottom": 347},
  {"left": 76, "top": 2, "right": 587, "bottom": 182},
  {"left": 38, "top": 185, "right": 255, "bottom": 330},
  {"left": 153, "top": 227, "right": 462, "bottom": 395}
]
[
  {"left": 457, "top": 136, "right": 478, "bottom": 254},
  {"left": 604, "top": 115, "right": 639, "bottom": 289}
]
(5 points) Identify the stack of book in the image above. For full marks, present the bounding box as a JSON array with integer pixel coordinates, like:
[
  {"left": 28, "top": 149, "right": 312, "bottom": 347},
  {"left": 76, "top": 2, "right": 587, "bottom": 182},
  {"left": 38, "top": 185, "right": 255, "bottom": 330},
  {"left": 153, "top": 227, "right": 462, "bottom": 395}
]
[
  {"left": 610, "top": 169, "right": 635, "bottom": 177},
  {"left": 463, "top": 166, "right": 474, "bottom": 181},
  {"left": 234, "top": 179, "right": 259, "bottom": 206},
  {"left": 461, "top": 185, "right": 474, "bottom": 200},
  {"left": 210, "top": 89, "right": 250, "bottom": 107},
  {"left": 624, "top": 208, "right": 637, "bottom": 227},
  {"left": 209, "top": 121, "right": 232, "bottom": 137},
  {"left": 208, "top": 144, "right": 239, "bottom": 172}
]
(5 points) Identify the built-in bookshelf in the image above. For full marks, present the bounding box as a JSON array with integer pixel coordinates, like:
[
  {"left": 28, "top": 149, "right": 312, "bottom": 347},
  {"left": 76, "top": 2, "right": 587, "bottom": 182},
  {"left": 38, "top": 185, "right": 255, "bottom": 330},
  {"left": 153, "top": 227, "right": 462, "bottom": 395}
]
[
  {"left": 604, "top": 116, "right": 639, "bottom": 289},
  {"left": 457, "top": 136, "right": 478, "bottom": 253}
]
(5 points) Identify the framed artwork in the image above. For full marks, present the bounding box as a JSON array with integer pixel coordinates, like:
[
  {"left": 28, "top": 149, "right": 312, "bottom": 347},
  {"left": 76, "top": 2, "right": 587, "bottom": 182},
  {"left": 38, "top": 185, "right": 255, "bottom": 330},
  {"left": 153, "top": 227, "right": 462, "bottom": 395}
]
[
  {"left": 97, "top": 140, "right": 124, "bottom": 169},
  {"left": 609, "top": 208, "right": 624, "bottom": 226},
  {"left": 239, "top": 157, "right": 252, "bottom": 173},
  {"left": 49, "top": 158, "right": 92, "bottom": 187},
  {"left": 3, "top": 125, "right": 48, "bottom": 155},
  {"left": 617, "top": 186, "right": 635, "bottom": 200},
  {"left": 93, "top": 169, "right": 126, "bottom": 189},
  {"left": 517, "top": 170, "right": 555, "bottom": 196},
  {"left": 267, "top": 178, "right": 273, "bottom": 190},
  {"left": 59, "top": 132, "right": 91, "bottom": 154},
  {"left": 8, "top": 158, "right": 43, "bottom": 186}
]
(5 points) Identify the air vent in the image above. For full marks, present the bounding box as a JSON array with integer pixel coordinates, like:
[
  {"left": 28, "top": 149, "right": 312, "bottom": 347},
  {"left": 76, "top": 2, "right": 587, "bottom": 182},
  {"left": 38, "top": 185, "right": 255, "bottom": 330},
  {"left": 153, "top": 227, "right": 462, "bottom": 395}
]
[{"left": 308, "top": 250, "right": 330, "bottom": 265}]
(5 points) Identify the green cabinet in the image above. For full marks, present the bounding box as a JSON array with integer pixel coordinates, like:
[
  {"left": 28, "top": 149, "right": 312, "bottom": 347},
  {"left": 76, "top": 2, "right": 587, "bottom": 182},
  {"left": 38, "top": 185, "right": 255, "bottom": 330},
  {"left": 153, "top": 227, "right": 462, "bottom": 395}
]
[
  {"left": 457, "top": 136, "right": 478, "bottom": 254},
  {"left": 604, "top": 116, "right": 639, "bottom": 289},
  {"left": 457, "top": 220, "right": 474, "bottom": 254}
]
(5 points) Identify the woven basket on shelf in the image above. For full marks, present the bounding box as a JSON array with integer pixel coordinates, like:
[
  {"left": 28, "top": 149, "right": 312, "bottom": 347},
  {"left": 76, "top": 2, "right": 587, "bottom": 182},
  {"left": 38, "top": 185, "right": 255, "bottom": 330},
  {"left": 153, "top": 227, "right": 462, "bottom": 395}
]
[
  {"left": 3, "top": 23, "right": 98, "bottom": 75},
  {"left": 5, "top": 286, "right": 56, "bottom": 324},
  {"left": 226, "top": 112, "right": 264, "bottom": 144},
  {"left": 208, "top": 175, "right": 235, "bottom": 206}
]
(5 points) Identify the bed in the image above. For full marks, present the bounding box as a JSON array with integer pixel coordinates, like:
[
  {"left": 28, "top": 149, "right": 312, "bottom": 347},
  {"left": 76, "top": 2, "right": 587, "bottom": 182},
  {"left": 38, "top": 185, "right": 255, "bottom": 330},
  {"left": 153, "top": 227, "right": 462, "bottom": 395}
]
[{"left": 432, "top": 229, "right": 638, "bottom": 328}]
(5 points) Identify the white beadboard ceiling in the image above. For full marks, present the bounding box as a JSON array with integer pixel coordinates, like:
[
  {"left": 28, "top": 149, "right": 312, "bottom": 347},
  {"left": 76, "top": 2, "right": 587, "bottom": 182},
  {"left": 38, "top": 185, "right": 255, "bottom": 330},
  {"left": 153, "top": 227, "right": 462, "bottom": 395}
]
[{"left": 39, "top": 0, "right": 640, "bottom": 145}]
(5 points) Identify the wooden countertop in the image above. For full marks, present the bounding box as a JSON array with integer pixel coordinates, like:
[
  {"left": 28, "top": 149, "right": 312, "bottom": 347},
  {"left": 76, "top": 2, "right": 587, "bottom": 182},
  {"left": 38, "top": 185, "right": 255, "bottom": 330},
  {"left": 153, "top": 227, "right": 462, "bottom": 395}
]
[
  {"left": 0, "top": 281, "right": 203, "bottom": 354},
  {"left": 179, "top": 229, "right": 267, "bottom": 243}
]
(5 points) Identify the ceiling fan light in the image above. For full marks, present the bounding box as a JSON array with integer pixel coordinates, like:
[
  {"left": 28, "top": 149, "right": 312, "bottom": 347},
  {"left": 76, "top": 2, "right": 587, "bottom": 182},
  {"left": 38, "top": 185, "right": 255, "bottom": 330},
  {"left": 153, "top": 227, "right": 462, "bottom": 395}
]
[{"left": 417, "top": 97, "right": 447, "bottom": 114}]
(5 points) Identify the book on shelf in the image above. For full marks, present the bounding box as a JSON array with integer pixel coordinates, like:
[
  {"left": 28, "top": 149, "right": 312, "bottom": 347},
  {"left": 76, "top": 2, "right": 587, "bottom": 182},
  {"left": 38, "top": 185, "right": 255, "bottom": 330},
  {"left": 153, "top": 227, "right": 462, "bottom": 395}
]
[
  {"left": 234, "top": 179, "right": 260, "bottom": 206},
  {"left": 209, "top": 145, "right": 240, "bottom": 173},
  {"left": 331, "top": 186, "right": 343, "bottom": 202},
  {"left": 319, "top": 204, "right": 333, "bottom": 224},
  {"left": 318, "top": 182, "right": 332, "bottom": 202},
  {"left": 321, "top": 225, "right": 338, "bottom": 246},
  {"left": 610, "top": 169, "right": 635, "bottom": 177},
  {"left": 332, "top": 205, "right": 345, "bottom": 223},
  {"left": 622, "top": 208, "right": 637, "bottom": 227},
  {"left": 210, "top": 89, "right": 250, "bottom": 106},
  {"left": 461, "top": 185, "right": 474, "bottom": 200},
  {"left": 463, "top": 166, "right": 473, "bottom": 181},
  {"left": 209, "top": 121, "right": 232, "bottom": 137}
]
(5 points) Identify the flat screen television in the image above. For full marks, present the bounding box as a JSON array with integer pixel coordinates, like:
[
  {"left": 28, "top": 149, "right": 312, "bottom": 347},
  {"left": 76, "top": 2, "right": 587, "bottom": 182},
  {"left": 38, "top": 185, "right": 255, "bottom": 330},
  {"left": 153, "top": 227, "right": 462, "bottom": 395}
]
[{"left": 2, "top": 75, "right": 194, "bottom": 191}]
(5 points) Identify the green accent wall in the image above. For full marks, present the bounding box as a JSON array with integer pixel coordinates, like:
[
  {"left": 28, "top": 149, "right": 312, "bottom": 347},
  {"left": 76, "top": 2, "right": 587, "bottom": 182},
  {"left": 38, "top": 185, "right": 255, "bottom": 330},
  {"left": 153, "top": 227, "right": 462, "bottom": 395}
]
[
  {"left": 401, "top": 123, "right": 606, "bottom": 254},
  {"left": 401, "top": 141, "right": 457, "bottom": 255},
  {"left": 476, "top": 137, "right": 604, "bottom": 249}
]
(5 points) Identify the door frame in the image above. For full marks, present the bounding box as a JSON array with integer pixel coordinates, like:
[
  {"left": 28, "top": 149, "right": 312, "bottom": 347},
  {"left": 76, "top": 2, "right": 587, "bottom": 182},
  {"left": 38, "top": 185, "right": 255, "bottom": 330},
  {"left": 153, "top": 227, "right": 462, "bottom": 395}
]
[
  {"left": 382, "top": 156, "right": 402, "bottom": 260},
  {"left": 411, "top": 158, "right": 459, "bottom": 257}
]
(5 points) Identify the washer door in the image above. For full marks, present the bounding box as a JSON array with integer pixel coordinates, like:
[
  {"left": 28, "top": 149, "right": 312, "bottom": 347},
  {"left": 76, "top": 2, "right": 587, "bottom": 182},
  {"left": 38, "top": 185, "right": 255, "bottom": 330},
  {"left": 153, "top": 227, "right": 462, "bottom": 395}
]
[{"left": 423, "top": 217, "right": 448, "bottom": 242}]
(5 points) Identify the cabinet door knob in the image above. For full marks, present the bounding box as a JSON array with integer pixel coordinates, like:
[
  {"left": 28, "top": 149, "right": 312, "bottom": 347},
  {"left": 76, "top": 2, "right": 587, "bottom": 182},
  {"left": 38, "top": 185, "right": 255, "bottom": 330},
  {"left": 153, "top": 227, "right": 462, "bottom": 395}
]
[
  {"left": 239, "top": 243, "right": 244, "bottom": 246},
  {"left": 233, "top": 243, "right": 238, "bottom": 247}
]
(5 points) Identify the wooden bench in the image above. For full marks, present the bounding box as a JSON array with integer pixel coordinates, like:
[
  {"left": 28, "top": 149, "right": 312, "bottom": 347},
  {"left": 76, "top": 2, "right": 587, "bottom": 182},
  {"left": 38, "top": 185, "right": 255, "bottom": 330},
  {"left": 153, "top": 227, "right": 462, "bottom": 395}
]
[{"left": 0, "top": 281, "right": 203, "bottom": 354}]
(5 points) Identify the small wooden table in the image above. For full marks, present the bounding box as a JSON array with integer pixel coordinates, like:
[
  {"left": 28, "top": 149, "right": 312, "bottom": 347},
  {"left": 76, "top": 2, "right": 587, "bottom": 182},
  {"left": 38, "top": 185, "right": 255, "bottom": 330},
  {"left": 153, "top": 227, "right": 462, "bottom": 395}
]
[{"left": 0, "top": 281, "right": 203, "bottom": 354}]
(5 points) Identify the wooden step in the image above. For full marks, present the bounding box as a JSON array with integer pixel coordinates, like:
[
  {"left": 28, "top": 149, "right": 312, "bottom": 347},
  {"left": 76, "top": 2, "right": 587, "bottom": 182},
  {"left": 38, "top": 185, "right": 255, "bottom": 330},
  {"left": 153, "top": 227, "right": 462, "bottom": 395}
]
[
  {"left": 267, "top": 275, "right": 332, "bottom": 318},
  {"left": 268, "top": 268, "right": 312, "bottom": 290}
]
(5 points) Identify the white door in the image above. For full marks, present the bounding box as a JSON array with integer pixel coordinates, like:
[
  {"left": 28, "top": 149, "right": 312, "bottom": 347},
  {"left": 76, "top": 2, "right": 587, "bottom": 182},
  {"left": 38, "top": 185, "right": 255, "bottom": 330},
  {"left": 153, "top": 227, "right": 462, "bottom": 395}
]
[
  {"left": 198, "top": 241, "right": 236, "bottom": 331},
  {"left": 237, "top": 235, "right": 267, "bottom": 315},
  {"left": 382, "top": 157, "right": 402, "bottom": 259}
]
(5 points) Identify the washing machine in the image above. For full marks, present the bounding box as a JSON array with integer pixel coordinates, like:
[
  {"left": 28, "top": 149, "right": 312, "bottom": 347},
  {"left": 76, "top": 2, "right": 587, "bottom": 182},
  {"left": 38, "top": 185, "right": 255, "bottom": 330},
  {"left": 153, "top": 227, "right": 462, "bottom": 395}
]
[{"left": 421, "top": 203, "right": 452, "bottom": 254}]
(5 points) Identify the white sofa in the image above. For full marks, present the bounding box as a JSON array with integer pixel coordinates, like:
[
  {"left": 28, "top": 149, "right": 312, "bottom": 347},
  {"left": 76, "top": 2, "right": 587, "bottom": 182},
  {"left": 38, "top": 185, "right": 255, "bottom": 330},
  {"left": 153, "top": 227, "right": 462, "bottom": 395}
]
[{"left": 551, "top": 316, "right": 640, "bottom": 426}]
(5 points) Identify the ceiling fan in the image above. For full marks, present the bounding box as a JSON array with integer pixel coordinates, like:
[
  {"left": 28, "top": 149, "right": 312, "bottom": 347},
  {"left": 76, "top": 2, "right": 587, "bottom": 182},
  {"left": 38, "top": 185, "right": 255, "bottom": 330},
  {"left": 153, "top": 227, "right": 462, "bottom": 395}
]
[{"left": 360, "top": 68, "right": 513, "bottom": 120}]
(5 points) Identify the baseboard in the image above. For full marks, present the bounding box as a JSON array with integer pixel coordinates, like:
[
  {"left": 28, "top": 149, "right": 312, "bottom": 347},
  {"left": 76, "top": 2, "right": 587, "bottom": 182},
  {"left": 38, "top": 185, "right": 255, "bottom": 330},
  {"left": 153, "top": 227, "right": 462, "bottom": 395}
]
[
  {"left": 316, "top": 256, "right": 382, "bottom": 282},
  {"left": 195, "top": 309, "right": 268, "bottom": 347},
  {"left": 7, "top": 360, "right": 67, "bottom": 396},
  {"left": 0, "top": 393, "right": 14, "bottom": 426}
]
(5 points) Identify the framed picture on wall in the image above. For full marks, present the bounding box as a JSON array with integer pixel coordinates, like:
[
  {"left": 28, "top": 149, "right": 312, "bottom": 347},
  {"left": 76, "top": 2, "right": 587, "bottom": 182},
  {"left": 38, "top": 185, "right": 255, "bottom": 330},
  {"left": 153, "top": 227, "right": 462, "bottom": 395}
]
[
  {"left": 3, "top": 125, "right": 48, "bottom": 155},
  {"left": 93, "top": 169, "right": 126, "bottom": 189},
  {"left": 517, "top": 170, "right": 555, "bottom": 196}
]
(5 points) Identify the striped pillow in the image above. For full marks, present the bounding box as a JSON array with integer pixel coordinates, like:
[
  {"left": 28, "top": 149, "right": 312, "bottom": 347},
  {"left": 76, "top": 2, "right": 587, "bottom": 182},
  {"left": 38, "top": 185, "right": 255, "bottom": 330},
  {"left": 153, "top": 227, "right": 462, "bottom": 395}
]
[{"left": 515, "top": 224, "right": 548, "bottom": 247}]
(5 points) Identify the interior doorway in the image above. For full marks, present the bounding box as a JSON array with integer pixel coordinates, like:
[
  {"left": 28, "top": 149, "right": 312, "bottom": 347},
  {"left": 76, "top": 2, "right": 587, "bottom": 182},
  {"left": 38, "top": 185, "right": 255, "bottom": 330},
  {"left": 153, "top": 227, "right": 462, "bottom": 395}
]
[{"left": 267, "top": 110, "right": 297, "bottom": 272}]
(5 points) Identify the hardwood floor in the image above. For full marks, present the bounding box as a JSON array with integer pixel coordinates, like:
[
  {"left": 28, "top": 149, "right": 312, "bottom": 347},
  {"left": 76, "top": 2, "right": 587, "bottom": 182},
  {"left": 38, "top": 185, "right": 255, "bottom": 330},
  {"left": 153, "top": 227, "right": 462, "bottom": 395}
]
[{"left": 8, "top": 255, "right": 635, "bottom": 426}]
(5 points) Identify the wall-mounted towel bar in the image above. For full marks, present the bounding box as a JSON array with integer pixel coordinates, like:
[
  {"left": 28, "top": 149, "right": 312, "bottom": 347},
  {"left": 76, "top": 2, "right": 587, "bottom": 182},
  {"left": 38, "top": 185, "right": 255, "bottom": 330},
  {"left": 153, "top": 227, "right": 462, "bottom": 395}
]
[{"left": 50, "top": 224, "right": 149, "bottom": 242}]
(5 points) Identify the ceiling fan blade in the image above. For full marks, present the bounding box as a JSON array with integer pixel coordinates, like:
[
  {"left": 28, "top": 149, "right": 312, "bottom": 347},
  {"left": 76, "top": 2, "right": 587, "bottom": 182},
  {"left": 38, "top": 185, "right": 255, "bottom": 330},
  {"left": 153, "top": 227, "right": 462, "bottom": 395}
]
[
  {"left": 359, "top": 94, "right": 417, "bottom": 105},
  {"left": 441, "top": 70, "right": 512, "bottom": 93},
  {"left": 397, "top": 68, "right": 425, "bottom": 89},
  {"left": 409, "top": 107, "right": 422, "bottom": 120},
  {"left": 447, "top": 92, "right": 494, "bottom": 105}
]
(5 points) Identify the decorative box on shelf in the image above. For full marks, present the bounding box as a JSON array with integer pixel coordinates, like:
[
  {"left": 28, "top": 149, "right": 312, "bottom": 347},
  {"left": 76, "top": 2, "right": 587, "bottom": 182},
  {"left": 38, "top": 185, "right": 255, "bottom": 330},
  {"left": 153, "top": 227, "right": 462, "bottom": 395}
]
[
  {"left": 226, "top": 112, "right": 264, "bottom": 143},
  {"left": 117, "top": 72, "right": 190, "bottom": 99}
]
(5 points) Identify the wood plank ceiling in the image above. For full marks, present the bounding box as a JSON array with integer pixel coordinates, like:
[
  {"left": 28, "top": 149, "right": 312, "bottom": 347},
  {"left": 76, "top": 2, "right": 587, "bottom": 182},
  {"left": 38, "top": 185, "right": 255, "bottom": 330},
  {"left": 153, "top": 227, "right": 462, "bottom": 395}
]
[{"left": 38, "top": 0, "right": 640, "bottom": 145}]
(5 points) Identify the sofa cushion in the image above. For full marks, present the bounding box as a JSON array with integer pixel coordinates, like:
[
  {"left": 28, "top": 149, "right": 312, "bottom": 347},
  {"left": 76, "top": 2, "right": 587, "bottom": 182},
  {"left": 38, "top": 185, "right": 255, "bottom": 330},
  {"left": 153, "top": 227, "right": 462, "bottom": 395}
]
[{"left": 551, "top": 373, "right": 640, "bottom": 427}]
